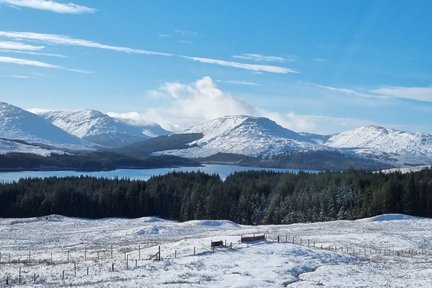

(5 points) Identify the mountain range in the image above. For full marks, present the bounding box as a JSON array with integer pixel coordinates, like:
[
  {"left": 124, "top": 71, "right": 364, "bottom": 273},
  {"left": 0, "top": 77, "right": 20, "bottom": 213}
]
[
  {"left": 1, "top": 101, "right": 431, "bottom": 170},
  {"left": 32, "top": 109, "right": 170, "bottom": 148}
]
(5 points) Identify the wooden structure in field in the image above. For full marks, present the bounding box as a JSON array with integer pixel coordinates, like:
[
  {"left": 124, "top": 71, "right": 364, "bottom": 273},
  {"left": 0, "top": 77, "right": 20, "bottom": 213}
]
[{"left": 241, "top": 234, "right": 266, "bottom": 243}]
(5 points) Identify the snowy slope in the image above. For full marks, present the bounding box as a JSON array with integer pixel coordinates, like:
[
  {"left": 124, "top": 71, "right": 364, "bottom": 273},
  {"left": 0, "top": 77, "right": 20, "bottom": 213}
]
[
  {"left": 33, "top": 109, "right": 169, "bottom": 148},
  {"left": 0, "top": 102, "right": 89, "bottom": 150},
  {"left": 0, "top": 138, "right": 65, "bottom": 156},
  {"left": 0, "top": 214, "right": 431, "bottom": 287},
  {"left": 157, "top": 115, "right": 322, "bottom": 158},
  {"left": 326, "top": 125, "right": 432, "bottom": 166}
]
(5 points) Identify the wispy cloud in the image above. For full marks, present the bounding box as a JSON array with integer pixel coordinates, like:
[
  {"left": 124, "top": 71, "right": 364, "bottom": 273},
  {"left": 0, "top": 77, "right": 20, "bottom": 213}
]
[
  {"left": 0, "top": 49, "right": 66, "bottom": 58},
  {"left": 159, "top": 29, "right": 198, "bottom": 38},
  {"left": 313, "top": 58, "right": 329, "bottom": 63},
  {"left": 314, "top": 84, "right": 378, "bottom": 99},
  {"left": 9, "top": 74, "right": 32, "bottom": 79},
  {"left": 0, "top": 40, "right": 43, "bottom": 51},
  {"left": 258, "top": 110, "right": 374, "bottom": 135},
  {"left": 316, "top": 83, "right": 432, "bottom": 103},
  {"left": 233, "top": 53, "right": 286, "bottom": 63},
  {"left": 0, "top": 55, "right": 59, "bottom": 68},
  {"left": 0, "top": 31, "right": 299, "bottom": 75},
  {"left": 217, "top": 80, "right": 260, "bottom": 87},
  {"left": 371, "top": 86, "right": 432, "bottom": 102},
  {"left": 0, "top": 0, "right": 95, "bottom": 14},
  {"left": 0, "top": 31, "right": 171, "bottom": 56},
  {"left": 0, "top": 55, "right": 89, "bottom": 73},
  {"left": 107, "top": 76, "right": 382, "bottom": 134},
  {"left": 183, "top": 56, "right": 298, "bottom": 74}
]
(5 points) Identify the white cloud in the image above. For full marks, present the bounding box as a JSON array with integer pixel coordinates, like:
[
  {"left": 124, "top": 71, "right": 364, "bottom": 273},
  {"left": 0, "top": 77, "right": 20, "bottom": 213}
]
[
  {"left": 9, "top": 75, "right": 32, "bottom": 79},
  {"left": 0, "top": 49, "right": 66, "bottom": 57},
  {"left": 109, "top": 76, "right": 255, "bottom": 131},
  {"left": 313, "top": 84, "right": 376, "bottom": 99},
  {"left": 314, "top": 58, "right": 329, "bottom": 63},
  {"left": 0, "top": 0, "right": 95, "bottom": 14},
  {"left": 0, "top": 55, "right": 59, "bottom": 68},
  {"left": 217, "top": 80, "right": 260, "bottom": 86},
  {"left": 182, "top": 56, "right": 298, "bottom": 74},
  {"left": 0, "top": 55, "right": 89, "bottom": 73},
  {"left": 0, "top": 31, "right": 171, "bottom": 56},
  {"left": 371, "top": 86, "right": 432, "bottom": 102},
  {"left": 258, "top": 110, "right": 374, "bottom": 135},
  {"left": 233, "top": 53, "right": 286, "bottom": 63},
  {"left": 106, "top": 111, "right": 157, "bottom": 127},
  {"left": 315, "top": 83, "right": 432, "bottom": 103},
  {"left": 107, "top": 77, "right": 379, "bottom": 134},
  {"left": 0, "top": 31, "right": 300, "bottom": 74},
  {"left": 0, "top": 40, "right": 43, "bottom": 51}
]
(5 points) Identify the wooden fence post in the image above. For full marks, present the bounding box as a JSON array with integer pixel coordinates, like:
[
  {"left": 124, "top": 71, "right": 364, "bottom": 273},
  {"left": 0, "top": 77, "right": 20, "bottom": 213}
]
[
  {"left": 87, "top": 266, "right": 89, "bottom": 276},
  {"left": 62, "top": 270, "right": 65, "bottom": 280},
  {"left": 126, "top": 254, "right": 129, "bottom": 269},
  {"left": 74, "top": 261, "right": 77, "bottom": 277},
  {"left": 158, "top": 246, "right": 161, "bottom": 261},
  {"left": 111, "top": 263, "right": 114, "bottom": 272},
  {"left": 277, "top": 235, "right": 280, "bottom": 243},
  {"left": 19, "top": 267, "right": 21, "bottom": 284}
]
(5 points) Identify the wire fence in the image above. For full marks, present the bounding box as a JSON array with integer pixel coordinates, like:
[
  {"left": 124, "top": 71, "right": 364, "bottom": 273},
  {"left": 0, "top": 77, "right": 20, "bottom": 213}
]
[{"left": 1, "top": 233, "right": 430, "bottom": 285}]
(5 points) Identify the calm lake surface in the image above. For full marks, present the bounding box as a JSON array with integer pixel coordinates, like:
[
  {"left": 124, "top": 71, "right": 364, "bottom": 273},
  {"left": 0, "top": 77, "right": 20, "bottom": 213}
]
[{"left": 0, "top": 165, "right": 304, "bottom": 182}]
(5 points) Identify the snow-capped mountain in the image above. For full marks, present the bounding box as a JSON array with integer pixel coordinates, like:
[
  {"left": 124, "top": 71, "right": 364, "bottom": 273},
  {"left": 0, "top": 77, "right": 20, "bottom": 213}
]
[
  {"left": 325, "top": 125, "right": 432, "bottom": 166},
  {"left": 0, "top": 102, "right": 88, "bottom": 150},
  {"left": 156, "top": 115, "right": 323, "bottom": 158},
  {"left": 153, "top": 116, "right": 432, "bottom": 167},
  {"left": 33, "top": 109, "right": 170, "bottom": 148},
  {"left": 1, "top": 100, "right": 431, "bottom": 168}
]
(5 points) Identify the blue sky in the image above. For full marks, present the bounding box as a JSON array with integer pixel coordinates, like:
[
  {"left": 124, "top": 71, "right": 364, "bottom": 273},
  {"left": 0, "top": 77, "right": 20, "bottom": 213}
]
[{"left": 0, "top": 0, "right": 431, "bottom": 134}]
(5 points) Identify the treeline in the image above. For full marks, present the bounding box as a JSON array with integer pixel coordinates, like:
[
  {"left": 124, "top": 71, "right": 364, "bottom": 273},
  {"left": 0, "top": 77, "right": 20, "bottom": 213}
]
[
  {"left": 0, "top": 169, "right": 431, "bottom": 224},
  {"left": 0, "top": 152, "right": 199, "bottom": 172}
]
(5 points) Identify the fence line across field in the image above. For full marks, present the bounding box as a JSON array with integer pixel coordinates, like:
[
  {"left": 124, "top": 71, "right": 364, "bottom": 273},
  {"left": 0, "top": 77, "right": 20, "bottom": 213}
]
[{"left": 1, "top": 234, "right": 430, "bottom": 285}]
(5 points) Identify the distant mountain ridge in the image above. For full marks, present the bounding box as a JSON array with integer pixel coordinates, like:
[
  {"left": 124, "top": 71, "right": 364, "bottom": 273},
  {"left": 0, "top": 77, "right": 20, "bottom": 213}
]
[
  {"left": 0, "top": 101, "right": 431, "bottom": 169},
  {"left": 325, "top": 125, "right": 432, "bottom": 166},
  {"left": 0, "top": 102, "right": 89, "bottom": 151},
  {"left": 151, "top": 115, "right": 432, "bottom": 167},
  {"left": 33, "top": 109, "right": 170, "bottom": 148}
]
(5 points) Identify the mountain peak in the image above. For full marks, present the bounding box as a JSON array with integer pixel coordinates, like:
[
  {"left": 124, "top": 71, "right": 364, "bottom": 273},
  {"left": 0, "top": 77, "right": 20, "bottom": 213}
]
[
  {"left": 34, "top": 109, "right": 170, "bottom": 148},
  {"left": 0, "top": 102, "right": 87, "bottom": 149},
  {"left": 162, "top": 115, "right": 320, "bottom": 158}
]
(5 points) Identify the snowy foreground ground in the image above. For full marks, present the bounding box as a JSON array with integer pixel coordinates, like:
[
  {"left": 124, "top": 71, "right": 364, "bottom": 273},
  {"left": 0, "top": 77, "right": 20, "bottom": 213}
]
[{"left": 1, "top": 214, "right": 431, "bottom": 287}]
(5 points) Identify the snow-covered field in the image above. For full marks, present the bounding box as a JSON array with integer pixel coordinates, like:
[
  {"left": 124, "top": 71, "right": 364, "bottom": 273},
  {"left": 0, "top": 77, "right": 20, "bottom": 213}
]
[{"left": 0, "top": 214, "right": 431, "bottom": 287}]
